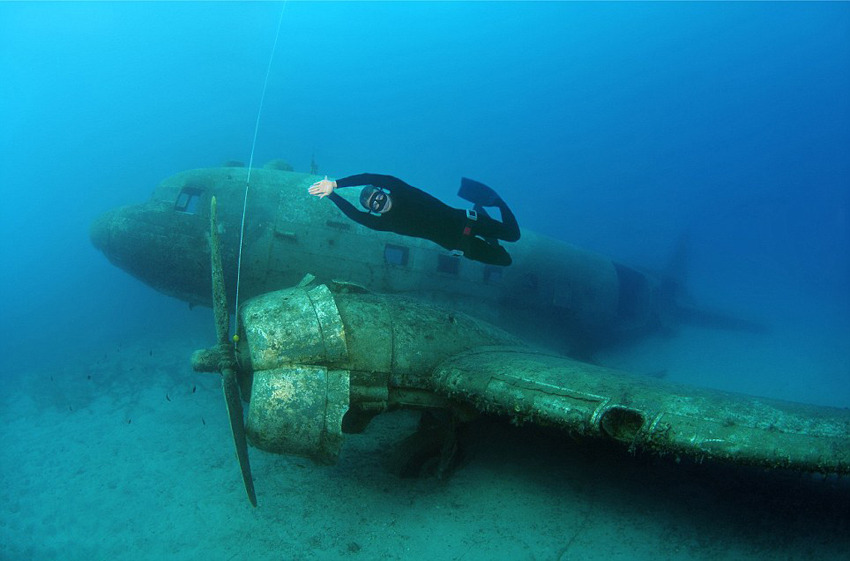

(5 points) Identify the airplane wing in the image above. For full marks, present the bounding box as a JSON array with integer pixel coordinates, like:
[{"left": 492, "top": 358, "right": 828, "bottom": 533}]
[
  {"left": 431, "top": 347, "right": 850, "bottom": 474},
  {"left": 194, "top": 280, "right": 850, "bottom": 493}
]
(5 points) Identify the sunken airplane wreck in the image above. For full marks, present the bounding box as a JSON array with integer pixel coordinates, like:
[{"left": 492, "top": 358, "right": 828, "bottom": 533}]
[
  {"left": 90, "top": 163, "right": 759, "bottom": 353},
  {"left": 91, "top": 163, "right": 850, "bottom": 505}
]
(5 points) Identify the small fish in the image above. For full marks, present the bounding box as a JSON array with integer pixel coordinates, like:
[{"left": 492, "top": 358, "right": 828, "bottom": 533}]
[
  {"left": 166, "top": 394, "right": 171, "bottom": 402},
  {"left": 192, "top": 385, "right": 196, "bottom": 394}
]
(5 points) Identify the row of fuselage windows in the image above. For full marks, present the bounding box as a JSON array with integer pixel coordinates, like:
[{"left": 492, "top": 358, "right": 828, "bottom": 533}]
[
  {"left": 384, "top": 243, "right": 502, "bottom": 284},
  {"left": 173, "top": 187, "right": 502, "bottom": 284}
]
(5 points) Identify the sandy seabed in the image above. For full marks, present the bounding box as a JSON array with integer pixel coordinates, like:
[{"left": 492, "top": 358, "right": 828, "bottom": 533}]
[{"left": 2, "top": 313, "right": 849, "bottom": 561}]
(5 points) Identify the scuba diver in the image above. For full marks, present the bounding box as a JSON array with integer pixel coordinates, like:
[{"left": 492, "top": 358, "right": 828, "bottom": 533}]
[{"left": 308, "top": 173, "right": 521, "bottom": 266}]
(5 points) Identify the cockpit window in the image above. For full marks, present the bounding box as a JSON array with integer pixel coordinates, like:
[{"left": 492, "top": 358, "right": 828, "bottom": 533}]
[{"left": 175, "top": 187, "right": 204, "bottom": 214}]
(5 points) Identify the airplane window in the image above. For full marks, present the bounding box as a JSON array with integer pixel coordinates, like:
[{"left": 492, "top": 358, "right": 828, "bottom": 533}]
[
  {"left": 384, "top": 244, "right": 409, "bottom": 266},
  {"left": 175, "top": 187, "right": 204, "bottom": 214},
  {"left": 437, "top": 254, "right": 460, "bottom": 275},
  {"left": 483, "top": 266, "right": 502, "bottom": 284}
]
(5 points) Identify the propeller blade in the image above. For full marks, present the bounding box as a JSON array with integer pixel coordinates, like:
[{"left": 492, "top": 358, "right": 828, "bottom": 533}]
[
  {"left": 210, "top": 197, "right": 230, "bottom": 346},
  {"left": 209, "top": 196, "right": 257, "bottom": 506},
  {"left": 223, "top": 366, "right": 258, "bottom": 506}
]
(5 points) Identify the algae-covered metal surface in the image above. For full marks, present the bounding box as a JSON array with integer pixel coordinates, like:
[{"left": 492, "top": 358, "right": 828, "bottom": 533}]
[
  {"left": 229, "top": 282, "right": 850, "bottom": 475},
  {"left": 236, "top": 282, "right": 520, "bottom": 462},
  {"left": 247, "top": 366, "right": 349, "bottom": 463},
  {"left": 431, "top": 348, "right": 850, "bottom": 474},
  {"left": 239, "top": 283, "right": 348, "bottom": 371},
  {"left": 94, "top": 166, "right": 727, "bottom": 353}
]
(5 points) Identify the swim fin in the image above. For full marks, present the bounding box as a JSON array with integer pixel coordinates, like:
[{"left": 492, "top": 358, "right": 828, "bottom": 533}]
[{"left": 459, "top": 177, "right": 501, "bottom": 207}]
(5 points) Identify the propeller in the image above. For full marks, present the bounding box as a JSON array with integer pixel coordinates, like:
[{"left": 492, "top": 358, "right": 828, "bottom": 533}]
[{"left": 209, "top": 196, "right": 257, "bottom": 507}]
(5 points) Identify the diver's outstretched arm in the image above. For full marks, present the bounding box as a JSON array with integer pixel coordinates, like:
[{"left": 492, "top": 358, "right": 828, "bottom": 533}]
[
  {"left": 308, "top": 176, "right": 380, "bottom": 227},
  {"left": 311, "top": 173, "right": 413, "bottom": 199}
]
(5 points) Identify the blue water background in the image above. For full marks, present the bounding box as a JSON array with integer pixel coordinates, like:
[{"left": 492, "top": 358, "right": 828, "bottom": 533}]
[
  {"left": 2, "top": 3, "right": 850, "bottom": 560},
  {"left": 1, "top": 1, "right": 848, "bottom": 396}
]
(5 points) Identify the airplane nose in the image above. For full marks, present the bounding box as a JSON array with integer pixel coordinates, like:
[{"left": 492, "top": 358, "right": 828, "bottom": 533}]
[
  {"left": 89, "top": 203, "right": 213, "bottom": 305},
  {"left": 89, "top": 210, "right": 113, "bottom": 254},
  {"left": 89, "top": 206, "right": 137, "bottom": 269}
]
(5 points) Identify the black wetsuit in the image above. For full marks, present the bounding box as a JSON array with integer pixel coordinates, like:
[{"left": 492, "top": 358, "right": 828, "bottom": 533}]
[{"left": 327, "top": 173, "right": 520, "bottom": 266}]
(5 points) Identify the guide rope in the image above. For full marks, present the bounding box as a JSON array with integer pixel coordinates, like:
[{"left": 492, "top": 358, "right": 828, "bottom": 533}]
[{"left": 233, "top": 2, "right": 287, "bottom": 338}]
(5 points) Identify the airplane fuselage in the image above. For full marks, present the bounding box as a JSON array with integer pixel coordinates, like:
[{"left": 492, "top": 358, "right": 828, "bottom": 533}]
[{"left": 91, "top": 166, "right": 669, "bottom": 351}]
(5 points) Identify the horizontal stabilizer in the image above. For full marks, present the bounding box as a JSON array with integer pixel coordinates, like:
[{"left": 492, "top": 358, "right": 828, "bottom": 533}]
[{"left": 676, "top": 304, "right": 769, "bottom": 334}]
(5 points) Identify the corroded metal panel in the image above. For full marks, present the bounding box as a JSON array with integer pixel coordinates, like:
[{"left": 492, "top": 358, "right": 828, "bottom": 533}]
[
  {"left": 246, "top": 366, "right": 350, "bottom": 463},
  {"left": 306, "top": 284, "right": 348, "bottom": 362},
  {"left": 92, "top": 167, "right": 664, "bottom": 350},
  {"left": 332, "top": 290, "right": 521, "bottom": 389},
  {"left": 239, "top": 284, "right": 347, "bottom": 371},
  {"left": 431, "top": 348, "right": 850, "bottom": 474},
  {"left": 332, "top": 294, "right": 394, "bottom": 374},
  {"left": 234, "top": 283, "right": 849, "bottom": 476}
]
